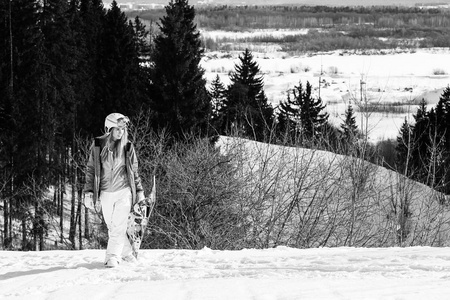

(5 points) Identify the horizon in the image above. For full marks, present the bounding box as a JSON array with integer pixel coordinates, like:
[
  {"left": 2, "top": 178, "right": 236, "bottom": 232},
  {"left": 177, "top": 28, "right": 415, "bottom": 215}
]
[{"left": 114, "top": 0, "right": 450, "bottom": 8}]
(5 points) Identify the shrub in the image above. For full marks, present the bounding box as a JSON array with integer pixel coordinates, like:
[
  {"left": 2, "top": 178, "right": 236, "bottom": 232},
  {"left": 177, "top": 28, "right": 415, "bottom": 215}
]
[
  {"left": 290, "top": 64, "right": 301, "bottom": 73},
  {"left": 133, "top": 129, "right": 247, "bottom": 250},
  {"left": 433, "top": 68, "right": 447, "bottom": 75},
  {"left": 328, "top": 66, "right": 339, "bottom": 75}
]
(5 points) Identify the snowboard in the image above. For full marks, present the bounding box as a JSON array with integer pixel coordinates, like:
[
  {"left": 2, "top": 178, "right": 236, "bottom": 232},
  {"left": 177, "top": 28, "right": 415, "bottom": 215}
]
[{"left": 126, "top": 175, "right": 156, "bottom": 258}]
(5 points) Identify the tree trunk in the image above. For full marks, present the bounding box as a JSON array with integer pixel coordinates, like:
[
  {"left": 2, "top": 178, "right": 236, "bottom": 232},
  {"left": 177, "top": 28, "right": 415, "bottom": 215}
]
[
  {"left": 4, "top": 194, "right": 9, "bottom": 249},
  {"left": 4, "top": 0, "right": 14, "bottom": 250},
  {"left": 21, "top": 215, "right": 26, "bottom": 250},
  {"left": 8, "top": 194, "right": 12, "bottom": 247},
  {"left": 84, "top": 207, "right": 90, "bottom": 240},
  {"left": 60, "top": 151, "right": 66, "bottom": 244},
  {"left": 69, "top": 145, "right": 77, "bottom": 248},
  {"left": 39, "top": 204, "right": 44, "bottom": 251},
  {"left": 77, "top": 187, "right": 83, "bottom": 250}
]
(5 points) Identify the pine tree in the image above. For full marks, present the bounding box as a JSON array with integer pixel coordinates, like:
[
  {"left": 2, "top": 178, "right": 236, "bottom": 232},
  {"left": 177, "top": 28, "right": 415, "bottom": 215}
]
[
  {"left": 40, "top": 0, "right": 82, "bottom": 249},
  {"left": 101, "top": 1, "right": 146, "bottom": 116},
  {"left": 341, "top": 103, "right": 358, "bottom": 140},
  {"left": 6, "top": 0, "right": 52, "bottom": 250},
  {"left": 78, "top": 0, "right": 106, "bottom": 135},
  {"left": 278, "top": 80, "right": 328, "bottom": 144},
  {"left": 396, "top": 118, "right": 412, "bottom": 175},
  {"left": 410, "top": 99, "right": 432, "bottom": 183},
  {"left": 0, "top": 0, "right": 19, "bottom": 248},
  {"left": 301, "top": 82, "right": 328, "bottom": 139},
  {"left": 0, "top": 0, "right": 16, "bottom": 138},
  {"left": 209, "top": 75, "right": 226, "bottom": 118},
  {"left": 340, "top": 103, "right": 359, "bottom": 152},
  {"left": 436, "top": 86, "right": 450, "bottom": 148},
  {"left": 133, "top": 16, "right": 152, "bottom": 60},
  {"left": 221, "top": 48, "right": 274, "bottom": 140},
  {"left": 396, "top": 93, "right": 450, "bottom": 193},
  {"left": 433, "top": 86, "right": 450, "bottom": 193},
  {"left": 150, "top": 0, "right": 211, "bottom": 139},
  {"left": 209, "top": 74, "right": 226, "bottom": 131},
  {"left": 277, "top": 88, "right": 300, "bottom": 141}
]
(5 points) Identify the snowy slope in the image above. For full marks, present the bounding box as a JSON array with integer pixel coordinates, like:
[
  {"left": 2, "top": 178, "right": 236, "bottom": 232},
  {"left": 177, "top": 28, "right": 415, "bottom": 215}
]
[
  {"left": 216, "top": 136, "right": 450, "bottom": 248},
  {"left": 1, "top": 246, "right": 450, "bottom": 299}
]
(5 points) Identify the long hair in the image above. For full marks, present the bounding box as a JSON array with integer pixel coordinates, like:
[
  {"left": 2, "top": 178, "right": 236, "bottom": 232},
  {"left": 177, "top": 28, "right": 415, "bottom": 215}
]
[
  {"left": 110, "top": 128, "right": 128, "bottom": 159},
  {"left": 100, "top": 128, "right": 129, "bottom": 161}
]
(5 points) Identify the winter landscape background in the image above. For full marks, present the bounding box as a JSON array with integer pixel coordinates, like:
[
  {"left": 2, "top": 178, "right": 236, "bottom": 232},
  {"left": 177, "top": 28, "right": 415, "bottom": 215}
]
[
  {"left": 2, "top": 135, "right": 450, "bottom": 299},
  {"left": 3, "top": 0, "right": 450, "bottom": 299}
]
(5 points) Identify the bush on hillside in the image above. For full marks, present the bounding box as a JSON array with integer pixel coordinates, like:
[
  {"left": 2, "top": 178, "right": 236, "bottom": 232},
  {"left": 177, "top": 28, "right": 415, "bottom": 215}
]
[{"left": 129, "top": 113, "right": 450, "bottom": 249}]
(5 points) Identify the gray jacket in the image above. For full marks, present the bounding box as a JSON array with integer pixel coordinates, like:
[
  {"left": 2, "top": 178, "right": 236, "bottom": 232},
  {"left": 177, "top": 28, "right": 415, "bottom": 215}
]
[{"left": 84, "top": 135, "right": 144, "bottom": 206}]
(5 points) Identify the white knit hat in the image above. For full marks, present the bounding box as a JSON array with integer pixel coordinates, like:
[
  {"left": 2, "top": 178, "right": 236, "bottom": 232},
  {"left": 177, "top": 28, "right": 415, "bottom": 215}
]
[{"left": 104, "top": 113, "right": 129, "bottom": 132}]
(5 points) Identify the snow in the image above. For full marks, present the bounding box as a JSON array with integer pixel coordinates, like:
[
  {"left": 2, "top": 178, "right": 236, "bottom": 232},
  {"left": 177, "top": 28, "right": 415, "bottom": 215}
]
[
  {"left": 201, "top": 44, "right": 450, "bottom": 142},
  {"left": 1, "top": 246, "right": 450, "bottom": 299}
]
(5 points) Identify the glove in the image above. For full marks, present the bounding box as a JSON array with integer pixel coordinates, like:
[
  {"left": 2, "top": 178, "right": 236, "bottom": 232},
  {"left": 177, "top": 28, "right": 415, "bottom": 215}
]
[
  {"left": 137, "top": 191, "right": 146, "bottom": 202},
  {"left": 95, "top": 199, "right": 102, "bottom": 212},
  {"left": 84, "top": 192, "right": 94, "bottom": 209}
]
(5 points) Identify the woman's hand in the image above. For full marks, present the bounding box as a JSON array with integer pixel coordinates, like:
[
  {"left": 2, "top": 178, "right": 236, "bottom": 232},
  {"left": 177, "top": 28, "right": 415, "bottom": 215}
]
[
  {"left": 84, "top": 192, "right": 94, "bottom": 209},
  {"left": 137, "top": 191, "right": 146, "bottom": 202}
]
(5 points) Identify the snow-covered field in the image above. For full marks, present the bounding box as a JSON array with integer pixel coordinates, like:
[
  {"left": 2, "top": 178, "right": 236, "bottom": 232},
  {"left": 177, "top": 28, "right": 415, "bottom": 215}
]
[
  {"left": 201, "top": 33, "right": 450, "bottom": 142},
  {"left": 1, "top": 246, "right": 450, "bottom": 299}
]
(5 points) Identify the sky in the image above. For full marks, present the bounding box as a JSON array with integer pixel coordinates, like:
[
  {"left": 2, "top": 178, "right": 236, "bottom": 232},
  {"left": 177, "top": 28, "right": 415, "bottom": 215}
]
[{"left": 1, "top": 246, "right": 450, "bottom": 299}]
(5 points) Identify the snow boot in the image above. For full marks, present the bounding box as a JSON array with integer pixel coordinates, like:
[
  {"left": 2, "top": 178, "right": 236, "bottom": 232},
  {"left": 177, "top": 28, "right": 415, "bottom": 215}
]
[{"left": 105, "top": 258, "right": 119, "bottom": 268}]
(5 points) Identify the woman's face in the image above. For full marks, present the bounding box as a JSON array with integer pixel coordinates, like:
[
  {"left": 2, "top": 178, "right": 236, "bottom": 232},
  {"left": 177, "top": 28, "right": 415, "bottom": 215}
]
[{"left": 110, "top": 127, "right": 125, "bottom": 141}]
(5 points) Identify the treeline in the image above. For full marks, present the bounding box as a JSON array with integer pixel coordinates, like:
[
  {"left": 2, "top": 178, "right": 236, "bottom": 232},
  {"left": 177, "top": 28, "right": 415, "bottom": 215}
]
[
  {"left": 204, "top": 29, "right": 416, "bottom": 54},
  {"left": 130, "top": 5, "right": 450, "bottom": 51},
  {"left": 397, "top": 88, "right": 450, "bottom": 196},
  {"left": 195, "top": 5, "right": 450, "bottom": 30},
  {"left": 131, "top": 5, "right": 450, "bottom": 30}
]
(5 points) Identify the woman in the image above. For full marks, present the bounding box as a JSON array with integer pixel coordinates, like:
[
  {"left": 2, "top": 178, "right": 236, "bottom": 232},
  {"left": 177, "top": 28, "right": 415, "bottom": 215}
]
[{"left": 84, "top": 113, "right": 146, "bottom": 268}]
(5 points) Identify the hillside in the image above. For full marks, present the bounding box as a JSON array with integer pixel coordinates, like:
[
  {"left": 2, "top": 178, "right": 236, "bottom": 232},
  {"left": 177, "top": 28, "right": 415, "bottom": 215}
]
[
  {"left": 216, "top": 136, "right": 450, "bottom": 247},
  {"left": 3, "top": 135, "right": 449, "bottom": 251},
  {"left": 2, "top": 133, "right": 446, "bottom": 251}
]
